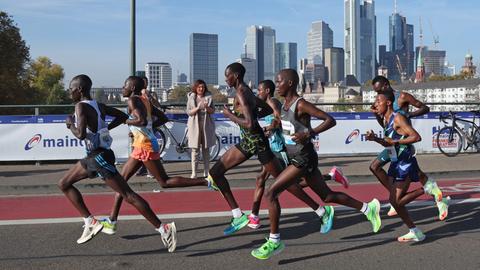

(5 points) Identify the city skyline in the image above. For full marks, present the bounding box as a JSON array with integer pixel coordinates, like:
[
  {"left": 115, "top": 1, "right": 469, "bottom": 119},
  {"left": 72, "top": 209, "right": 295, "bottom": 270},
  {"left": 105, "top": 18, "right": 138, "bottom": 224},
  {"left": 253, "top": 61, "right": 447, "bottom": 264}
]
[{"left": 3, "top": 0, "right": 479, "bottom": 87}]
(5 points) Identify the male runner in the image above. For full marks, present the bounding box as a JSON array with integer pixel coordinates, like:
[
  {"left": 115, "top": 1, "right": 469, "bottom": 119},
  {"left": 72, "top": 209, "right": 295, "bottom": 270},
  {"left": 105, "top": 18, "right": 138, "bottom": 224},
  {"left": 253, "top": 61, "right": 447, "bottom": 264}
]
[
  {"left": 100, "top": 76, "right": 216, "bottom": 234},
  {"left": 58, "top": 75, "right": 176, "bottom": 252},
  {"left": 248, "top": 79, "right": 348, "bottom": 230},
  {"left": 208, "top": 63, "right": 333, "bottom": 236},
  {"left": 367, "top": 91, "right": 449, "bottom": 242},
  {"left": 369, "top": 75, "right": 447, "bottom": 219},
  {"left": 251, "top": 69, "right": 381, "bottom": 260}
]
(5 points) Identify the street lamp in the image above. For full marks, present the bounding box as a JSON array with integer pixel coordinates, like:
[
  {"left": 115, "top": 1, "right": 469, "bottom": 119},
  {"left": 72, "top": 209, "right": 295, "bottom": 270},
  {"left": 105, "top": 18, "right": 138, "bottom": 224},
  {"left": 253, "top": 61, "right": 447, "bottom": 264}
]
[{"left": 130, "top": 0, "right": 136, "bottom": 76}]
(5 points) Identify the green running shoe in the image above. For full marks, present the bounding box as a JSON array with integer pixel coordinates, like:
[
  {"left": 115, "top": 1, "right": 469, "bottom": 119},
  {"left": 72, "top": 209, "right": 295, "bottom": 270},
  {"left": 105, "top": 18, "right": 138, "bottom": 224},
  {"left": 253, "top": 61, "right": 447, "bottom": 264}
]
[
  {"left": 206, "top": 174, "right": 219, "bottom": 191},
  {"left": 437, "top": 196, "right": 451, "bottom": 221},
  {"left": 366, "top": 199, "right": 381, "bottom": 233},
  {"left": 223, "top": 214, "right": 249, "bottom": 235},
  {"left": 99, "top": 218, "right": 117, "bottom": 235},
  {"left": 251, "top": 239, "right": 285, "bottom": 260},
  {"left": 424, "top": 179, "right": 442, "bottom": 202},
  {"left": 320, "top": 206, "right": 334, "bottom": 234}
]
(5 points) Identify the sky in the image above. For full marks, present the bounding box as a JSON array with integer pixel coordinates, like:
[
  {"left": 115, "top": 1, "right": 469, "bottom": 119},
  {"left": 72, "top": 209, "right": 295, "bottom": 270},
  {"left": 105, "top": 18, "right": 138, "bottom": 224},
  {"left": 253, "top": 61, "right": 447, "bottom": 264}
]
[{"left": 2, "top": 0, "right": 480, "bottom": 87}]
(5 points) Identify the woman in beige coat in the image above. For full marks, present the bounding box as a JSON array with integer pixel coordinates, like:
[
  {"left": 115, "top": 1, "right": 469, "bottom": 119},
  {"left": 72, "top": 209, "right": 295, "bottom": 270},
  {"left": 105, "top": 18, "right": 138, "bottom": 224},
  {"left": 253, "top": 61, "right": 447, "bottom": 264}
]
[{"left": 186, "top": 80, "right": 216, "bottom": 178}]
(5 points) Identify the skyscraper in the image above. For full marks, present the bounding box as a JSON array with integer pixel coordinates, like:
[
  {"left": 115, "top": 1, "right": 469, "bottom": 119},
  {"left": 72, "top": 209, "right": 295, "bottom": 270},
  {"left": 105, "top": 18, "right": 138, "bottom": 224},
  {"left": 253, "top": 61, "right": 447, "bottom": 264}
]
[
  {"left": 324, "top": 47, "right": 345, "bottom": 83},
  {"left": 387, "top": 8, "right": 415, "bottom": 82},
  {"left": 344, "top": 0, "right": 376, "bottom": 83},
  {"left": 245, "top": 25, "right": 276, "bottom": 81},
  {"left": 190, "top": 33, "right": 218, "bottom": 85},
  {"left": 145, "top": 62, "right": 172, "bottom": 91},
  {"left": 307, "top": 21, "right": 333, "bottom": 65},
  {"left": 275, "top": 42, "right": 297, "bottom": 72}
]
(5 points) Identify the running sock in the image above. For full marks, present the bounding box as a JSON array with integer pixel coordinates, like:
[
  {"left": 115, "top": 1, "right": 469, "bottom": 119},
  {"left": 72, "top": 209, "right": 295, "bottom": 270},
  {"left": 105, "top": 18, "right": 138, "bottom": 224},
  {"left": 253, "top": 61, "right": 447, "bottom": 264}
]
[
  {"left": 156, "top": 223, "right": 166, "bottom": 235},
  {"left": 360, "top": 203, "right": 369, "bottom": 215},
  {"left": 232, "top": 208, "right": 242, "bottom": 218},
  {"left": 269, "top": 233, "right": 280, "bottom": 243},
  {"left": 83, "top": 216, "right": 94, "bottom": 226},
  {"left": 409, "top": 227, "right": 419, "bottom": 234},
  {"left": 314, "top": 206, "right": 325, "bottom": 217}
]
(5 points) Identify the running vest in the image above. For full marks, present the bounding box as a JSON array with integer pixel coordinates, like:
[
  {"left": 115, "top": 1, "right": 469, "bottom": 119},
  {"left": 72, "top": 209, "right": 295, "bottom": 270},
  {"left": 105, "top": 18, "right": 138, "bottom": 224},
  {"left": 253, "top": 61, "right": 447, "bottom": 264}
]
[
  {"left": 392, "top": 90, "right": 408, "bottom": 116},
  {"left": 129, "top": 95, "right": 159, "bottom": 152},
  {"left": 262, "top": 98, "right": 285, "bottom": 152},
  {"left": 75, "top": 100, "right": 112, "bottom": 153},
  {"left": 384, "top": 112, "right": 408, "bottom": 157},
  {"left": 281, "top": 97, "right": 310, "bottom": 153}
]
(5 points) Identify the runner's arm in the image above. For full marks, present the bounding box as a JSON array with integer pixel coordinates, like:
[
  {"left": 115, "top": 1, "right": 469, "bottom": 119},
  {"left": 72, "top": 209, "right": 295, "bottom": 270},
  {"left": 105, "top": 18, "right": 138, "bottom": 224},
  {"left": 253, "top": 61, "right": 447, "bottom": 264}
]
[
  {"left": 125, "top": 96, "right": 147, "bottom": 127},
  {"left": 401, "top": 92, "right": 430, "bottom": 118},
  {"left": 102, "top": 104, "right": 128, "bottom": 130},
  {"left": 222, "top": 91, "right": 254, "bottom": 129},
  {"left": 256, "top": 97, "right": 274, "bottom": 118},
  {"left": 294, "top": 99, "right": 336, "bottom": 142},
  {"left": 68, "top": 103, "right": 87, "bottom": 140},
  {"left": 152, "top": 105, "right": 169, "bottom": 127}
]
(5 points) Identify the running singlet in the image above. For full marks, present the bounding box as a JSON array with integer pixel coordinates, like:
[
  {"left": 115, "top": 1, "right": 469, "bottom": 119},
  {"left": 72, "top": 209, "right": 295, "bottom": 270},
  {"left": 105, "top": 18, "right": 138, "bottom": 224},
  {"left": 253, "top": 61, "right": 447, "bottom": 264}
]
[
  {"left": 129, "top": 95, "right": 160, "bottom": 153},
  {"left": 262, "top": 98, "right": 285, "bottom": 153},
  {"left": 75, "top": 100, "right": 112, "bottom": 153},
  {"left": 281, "top": 97, "right": 310, "bottom": 153},
  {"left": 392, "top": 90, "right": 408, "bottom": 117}
]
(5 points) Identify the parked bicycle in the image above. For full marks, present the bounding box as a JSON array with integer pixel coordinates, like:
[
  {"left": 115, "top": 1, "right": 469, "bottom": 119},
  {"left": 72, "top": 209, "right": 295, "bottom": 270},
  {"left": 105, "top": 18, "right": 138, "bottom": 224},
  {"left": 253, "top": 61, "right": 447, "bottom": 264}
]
[
  {"left": 436, "top": 110, "right": 480, "bottom": 157},
  {"left": 154, "top": 119, "right": 221, "bottom": 161}
]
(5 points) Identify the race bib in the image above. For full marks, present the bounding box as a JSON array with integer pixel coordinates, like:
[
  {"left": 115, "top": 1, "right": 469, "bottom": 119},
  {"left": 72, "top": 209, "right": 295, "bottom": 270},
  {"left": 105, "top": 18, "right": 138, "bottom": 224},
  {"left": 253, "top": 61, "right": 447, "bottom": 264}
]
[{"left": 281, "top": 120, "right": 296, "bottom": 145}]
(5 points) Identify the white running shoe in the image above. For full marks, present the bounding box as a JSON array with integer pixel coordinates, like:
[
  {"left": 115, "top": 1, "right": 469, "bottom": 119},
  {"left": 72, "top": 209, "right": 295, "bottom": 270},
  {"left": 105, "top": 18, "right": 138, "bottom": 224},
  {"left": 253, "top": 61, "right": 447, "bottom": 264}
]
[
  {"left": 160, "top": 222, "right": 177, "bottom": 253},
  {"left": 387, "top": 205, "right": 398, "bottom": 217},
  {"left": 77, "top": 219, "right": 103, "bottom": 244}
]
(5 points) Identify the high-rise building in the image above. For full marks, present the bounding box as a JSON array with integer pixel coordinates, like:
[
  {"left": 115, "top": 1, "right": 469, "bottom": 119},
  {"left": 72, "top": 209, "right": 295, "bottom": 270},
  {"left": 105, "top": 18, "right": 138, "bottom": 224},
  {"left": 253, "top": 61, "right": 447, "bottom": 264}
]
[
  {"left": 135, "top": 70, "right": 145, "bottom": 78},
  {"left": 245, "top": 25, "right": 276, "bottom": 81},
  {"left": 238, "top": 56, "right": 257, "bottom": 88},
  {"left": 145, "top": 62, "right": 172, "bottom": 91},
  {"left": 275, "top": 42, "right": 297, "bottom": 72},
  {"left": 324, "top": 47, "right": 345, "bottom": 84},
  {"left": 416, "top": 46, "right": 446, "bottom": 76},
  {"left": 190, "top": 33, "right": 218, "bottom": 85},
  {"left": 307, "top": 21, "right": 333, "bottom": 65},
  {"left": 177, "top": 73, "right": 187, "bottom": 83},
  {"left": 344, "top": 0, "right": 376, "bottom": 83}
]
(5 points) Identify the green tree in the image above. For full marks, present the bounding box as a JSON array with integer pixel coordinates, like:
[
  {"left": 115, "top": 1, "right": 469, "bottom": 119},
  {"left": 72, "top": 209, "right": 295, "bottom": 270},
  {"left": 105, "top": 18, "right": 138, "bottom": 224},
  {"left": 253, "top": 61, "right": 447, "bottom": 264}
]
[
  {"left": 0, "top": 11, "right": 32, "bottom": 111},
  {"left": 208, "top": 85, "right": 227, "bottom": 104},
  {"left": 28, "top": 56, "right": 65, "bottom": 102},
  {"left": 94, "top": 88, "right": 107, "bottom": 103},
  {"left": 168, "top": 85, "right": 190, "bottom": 103}
]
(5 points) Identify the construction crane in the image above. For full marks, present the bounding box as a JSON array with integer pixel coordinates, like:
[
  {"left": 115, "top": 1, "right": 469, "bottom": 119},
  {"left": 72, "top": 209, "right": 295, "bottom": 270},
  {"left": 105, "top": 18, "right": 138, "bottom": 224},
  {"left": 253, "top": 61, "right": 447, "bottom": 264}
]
[
  {"left": 395, "top": 54, "right": 407, "bottom": 83},
  {"left": 428, "top": 19, "right": 440, "bottom": 49}
]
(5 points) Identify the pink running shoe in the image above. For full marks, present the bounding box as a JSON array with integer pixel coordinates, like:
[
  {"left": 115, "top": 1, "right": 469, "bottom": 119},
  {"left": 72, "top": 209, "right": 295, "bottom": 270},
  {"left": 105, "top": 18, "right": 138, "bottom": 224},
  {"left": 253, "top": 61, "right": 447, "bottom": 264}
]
[
  {"left": 329, "top": 166, "right": 350, "bottom": 188},
  {"left": 247, "top": 214, "right": 260, "bottom": 229}
]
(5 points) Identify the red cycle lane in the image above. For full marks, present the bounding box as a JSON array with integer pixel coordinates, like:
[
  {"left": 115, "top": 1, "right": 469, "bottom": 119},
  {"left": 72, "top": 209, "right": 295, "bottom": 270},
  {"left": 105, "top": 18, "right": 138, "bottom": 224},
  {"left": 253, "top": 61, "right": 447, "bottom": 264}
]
[{"left": 1, "top": 179, "right": 479, "bottom": 221}]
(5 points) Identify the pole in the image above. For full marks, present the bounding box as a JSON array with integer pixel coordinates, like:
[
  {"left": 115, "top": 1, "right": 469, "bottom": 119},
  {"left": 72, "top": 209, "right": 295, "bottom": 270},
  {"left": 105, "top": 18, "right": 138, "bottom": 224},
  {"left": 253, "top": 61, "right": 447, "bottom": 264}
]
[{"left": 130, "top": 0, "right": 136, "bottom": 76}]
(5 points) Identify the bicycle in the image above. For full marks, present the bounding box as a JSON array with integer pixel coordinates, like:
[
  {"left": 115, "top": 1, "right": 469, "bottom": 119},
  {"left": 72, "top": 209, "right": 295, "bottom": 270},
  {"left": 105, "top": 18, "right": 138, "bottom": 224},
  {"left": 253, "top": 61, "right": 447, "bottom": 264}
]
[
  {"left": 153, "top": 119, "right": 221, "bottom": 161},
  {"left": 436, "top": 110, "right": 480, "bottom": 157}
]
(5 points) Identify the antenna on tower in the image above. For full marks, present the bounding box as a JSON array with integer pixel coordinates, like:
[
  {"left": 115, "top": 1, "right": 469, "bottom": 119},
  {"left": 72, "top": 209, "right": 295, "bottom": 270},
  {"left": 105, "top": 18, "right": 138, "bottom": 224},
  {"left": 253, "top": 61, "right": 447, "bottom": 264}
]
[
  {"left": 394, "top": 0, "right": 397, "bottom": 13},
  {"left": 419, "top": 17, "right": 424, "bottom": 48}
]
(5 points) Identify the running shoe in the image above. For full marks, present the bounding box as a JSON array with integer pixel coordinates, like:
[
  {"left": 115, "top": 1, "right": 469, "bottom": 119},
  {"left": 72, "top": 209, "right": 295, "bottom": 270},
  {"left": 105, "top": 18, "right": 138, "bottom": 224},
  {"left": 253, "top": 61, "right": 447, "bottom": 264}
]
[
  {"left": 160, "top": 222, "right": 177, "bottom": 253},
  {"left": 77, "top": 218, "right": 103, "bottom": 244},
  {"left": 437, "top": 196, "right": 451, "bottom": 221},
  {"left": 366, "top": 199, "right": 381, "bottom": 233},
  {"left": 251, "top": 238, "right": 285, "bottom": 260},
  {"left": 223, "top": 214, "right": 249, "bottom": 235},
  {"left": 206, "top": 174, "right": 219, "bottom": 191},
  {"left": 329, "top": 166, "right": 350, "bottom": 188},
  {"left": 320, "top": 206, "right": 334, "bottom": 234},
  {"left": 387, "top": 205, "right": 398, "bottom": 217},
  {"left": 397, "top": 229, "right": 426, "bottom": 242},
  {"left": 99, "top": 218, "right": 117, "bottom": 235},
  {"left": 424, "top": 179, "right": 443, "bottom": 202},
  {"left": 247, "top": 214, "right": 261, "bottom": 229}
]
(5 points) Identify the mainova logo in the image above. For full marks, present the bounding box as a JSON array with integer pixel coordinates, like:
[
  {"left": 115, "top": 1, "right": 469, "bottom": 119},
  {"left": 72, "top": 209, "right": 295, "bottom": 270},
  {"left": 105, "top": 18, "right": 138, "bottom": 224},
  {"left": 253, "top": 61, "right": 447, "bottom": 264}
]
[
  {"left": 24, "top": 134, "right": 84, "bottom": 151},
  {"left": 24, "top": 134, "right": 42, "bottom": 150},
  {"left": 345, "top": 129, "right": 360, "bottom": 144}
]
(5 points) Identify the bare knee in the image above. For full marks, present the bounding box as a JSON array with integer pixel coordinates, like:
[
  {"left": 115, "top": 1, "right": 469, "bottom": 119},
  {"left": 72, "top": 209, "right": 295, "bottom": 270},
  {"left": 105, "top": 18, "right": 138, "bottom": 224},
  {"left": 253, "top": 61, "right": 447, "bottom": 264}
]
[
  {"left": 123, "top": 191, "right": 138, "bottom": 204},
  {"left": 57, "top": 178, "right": 70, "bottom": 192},
  {"left": 369, "top": 161, "right": 381, "bottom": 173},
  {"left": 210, "top": 162, "right": 226, "bottom": 179}
]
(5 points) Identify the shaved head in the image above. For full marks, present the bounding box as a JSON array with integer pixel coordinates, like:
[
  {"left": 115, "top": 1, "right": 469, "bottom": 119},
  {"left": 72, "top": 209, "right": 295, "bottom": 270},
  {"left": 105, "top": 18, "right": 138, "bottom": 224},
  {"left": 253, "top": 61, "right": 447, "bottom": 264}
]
[
  {"left": 280, "top": 69, "right": 299, "bottom": 87},
  {"left": 126, "top": 76, "right": 144, "bottom": 95}
]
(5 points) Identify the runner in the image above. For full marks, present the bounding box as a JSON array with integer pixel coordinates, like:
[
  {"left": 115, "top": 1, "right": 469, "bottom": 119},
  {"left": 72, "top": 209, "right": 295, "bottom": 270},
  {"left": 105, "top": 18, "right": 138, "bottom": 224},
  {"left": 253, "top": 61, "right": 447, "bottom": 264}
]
[
  {"left": 248, "top": 79, "right": 348, "bottom": 230},
  {"left": 100, "top": 76, "right": 216, "bottom": 234},
  {"left": 369, "top": 75, "right": 447, "bottom": 219},
  {"left": 58, "top": 74, "right": 177, "bottom": 252},
  {"left": 367, "top": 91, "right": 449, "bottom": 242},
  {"left": 251, "top": 69, "right": 382, "bottom": 260}
]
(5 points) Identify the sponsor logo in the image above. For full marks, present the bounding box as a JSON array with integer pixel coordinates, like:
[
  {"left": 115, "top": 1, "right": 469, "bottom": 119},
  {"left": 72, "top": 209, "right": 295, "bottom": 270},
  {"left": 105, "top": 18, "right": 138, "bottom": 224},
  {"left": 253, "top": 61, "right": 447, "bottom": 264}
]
[
  {"left": 345, "top": 129, "right": 360, "bottom": 144},
  {"left": 24, "top": 134, "right": 84, "bottom": 151},
  {"left": 24, "top": 134, "right": 42, "bottom": 150}
]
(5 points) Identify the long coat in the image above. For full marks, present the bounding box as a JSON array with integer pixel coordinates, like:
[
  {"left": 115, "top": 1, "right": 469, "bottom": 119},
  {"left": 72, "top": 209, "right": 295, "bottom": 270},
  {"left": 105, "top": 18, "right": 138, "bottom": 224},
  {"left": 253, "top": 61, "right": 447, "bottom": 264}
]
[{"left": 186, "top": 92, "right": 216, "bottom": 149}]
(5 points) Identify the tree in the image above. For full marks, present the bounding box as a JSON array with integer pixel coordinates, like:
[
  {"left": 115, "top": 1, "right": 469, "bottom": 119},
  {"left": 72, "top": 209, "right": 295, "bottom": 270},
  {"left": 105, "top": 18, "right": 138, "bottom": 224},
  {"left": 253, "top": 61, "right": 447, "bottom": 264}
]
[
  {"left": 208, "top": 85, "right": 228, "bottom": 104},
  {"left": 0, "top": 11, "right": 31, "bottom": 108},
  {"left": 28, "top": 56, "right": 65, "bottom": 103},
  {"left": 94, "top": 88, "right": 107, "bottom": 103},
  {"left": 168, "top": 85, "right": 190, "bottom": 103}
]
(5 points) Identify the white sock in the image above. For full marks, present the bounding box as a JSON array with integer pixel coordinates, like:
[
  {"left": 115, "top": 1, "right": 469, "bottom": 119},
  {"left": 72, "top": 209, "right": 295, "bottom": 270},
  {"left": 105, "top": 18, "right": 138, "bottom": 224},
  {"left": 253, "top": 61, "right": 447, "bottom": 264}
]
[
  {"left": 156, "top": 223, "right": 166, "bottom": 235},
  {"left": 269, "top": 233, "right": 280, "bottom": 243},
  {"left": 83, "top": 216, "right": 93, "bottom": 226},
  {"left": 409, "top": 227, "right": 419, "bottom": 234},
  {"left": 232, "top": 208, "right": 242, "bottom": 218},
  {"left": 249, "top": 213, "right": 258, "bottom": 218},
  {"left": 314, "top": 206, "right": 325, "bottom": 217},
  {"left": 360, "top": 203, "right": 369, "bottom": 215}
]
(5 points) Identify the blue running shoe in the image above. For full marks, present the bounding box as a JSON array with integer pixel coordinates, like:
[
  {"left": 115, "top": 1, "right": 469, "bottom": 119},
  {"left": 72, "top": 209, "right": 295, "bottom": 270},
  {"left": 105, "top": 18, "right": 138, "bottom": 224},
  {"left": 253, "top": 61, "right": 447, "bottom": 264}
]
[{"left": 320, "top": 206, "right": 334, "bottom": 234}]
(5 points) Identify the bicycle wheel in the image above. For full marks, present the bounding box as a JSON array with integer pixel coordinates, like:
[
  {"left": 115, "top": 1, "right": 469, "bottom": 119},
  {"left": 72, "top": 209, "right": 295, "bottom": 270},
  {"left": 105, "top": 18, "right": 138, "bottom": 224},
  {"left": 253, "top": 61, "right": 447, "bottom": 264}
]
[
  {"left": 436, "top": 126, "right": 463, "bottom": 157},
  {"left": 153, "top": 128, "right": 166, "bottom": 155}
]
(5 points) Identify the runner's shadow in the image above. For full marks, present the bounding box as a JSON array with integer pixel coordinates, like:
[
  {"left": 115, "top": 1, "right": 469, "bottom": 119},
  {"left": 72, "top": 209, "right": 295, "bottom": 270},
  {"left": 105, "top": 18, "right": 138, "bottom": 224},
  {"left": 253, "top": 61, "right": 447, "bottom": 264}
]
[{"left": 0, "top": 169, "right": 65, "bottom": 177}]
